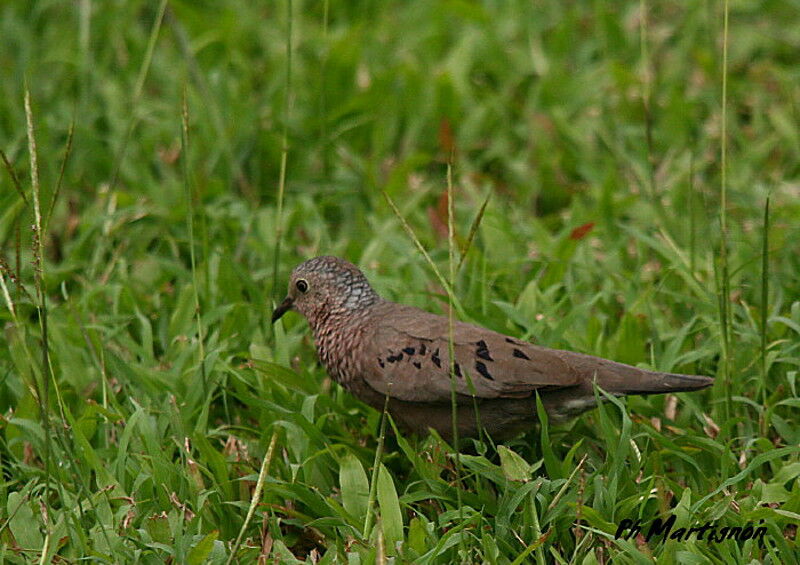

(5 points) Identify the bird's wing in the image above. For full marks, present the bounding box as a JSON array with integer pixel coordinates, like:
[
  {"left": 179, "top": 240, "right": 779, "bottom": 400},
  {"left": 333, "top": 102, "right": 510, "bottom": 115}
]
[{"left": 362, "top": 304, "right": 581, "bottom": 403}]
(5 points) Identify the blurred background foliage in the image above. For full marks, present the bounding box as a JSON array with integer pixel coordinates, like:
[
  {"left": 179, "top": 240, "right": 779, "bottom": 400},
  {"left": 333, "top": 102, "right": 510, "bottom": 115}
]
[{"left": 0, "top": 0, "right": 798, "bottom": 562}]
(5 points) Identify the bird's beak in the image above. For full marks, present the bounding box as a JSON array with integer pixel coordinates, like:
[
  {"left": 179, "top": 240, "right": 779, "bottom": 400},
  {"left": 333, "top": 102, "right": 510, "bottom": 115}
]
[{"left": 271, "top": 296, "right": 294, "bottom": 323}]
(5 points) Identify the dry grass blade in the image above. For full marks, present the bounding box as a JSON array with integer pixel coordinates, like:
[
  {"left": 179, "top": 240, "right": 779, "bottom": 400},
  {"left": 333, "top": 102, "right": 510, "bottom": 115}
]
[
  {"left": 381, "top": 190, "right": 464, "bottom": 317},
  {"left": 25, "top": 89, "right": 41, "bottom": 230},
  {"left": 227, "top": 430, "right": 279, "bottom": 564},
  {"left": 457, "top": 189, "right": 491, "bottom": 272},
  {"left": 109, "top": 0, "right": 168, "bottom": 191},
  {"left": 44, "top": 120, "right": 74, "bottom": 233},
  {"left": 1, "top": 149, "right": 27, "bottom": 205},
  {"left": 718, "top": 0, "right": 733, "bottom": 428},
  {"left": 0, "top": 269, "right": 16, "bottom": 318},
  {"left": 546, "top": 454, "right": 588, "bottom": 512},
  {"left": 181, "top": 88, "right": 207, "bottom": 392},
  {"left": 759, "top": 195, "right": 770, "bottom": 435},
  {"left": 363, "top": 397, "right": 390, "bottom": 538},
  {"left": 271, "top": 0, "right": 293, "bottom": 303},
  {"left": 25, "top": 84, "right": 55, "bottom": 547}
]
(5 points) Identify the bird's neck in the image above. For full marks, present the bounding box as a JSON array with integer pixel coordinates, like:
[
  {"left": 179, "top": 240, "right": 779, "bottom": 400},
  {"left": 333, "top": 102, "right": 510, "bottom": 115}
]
[{"left": 308, "top": 302, "right": 379, "bottom": 384}]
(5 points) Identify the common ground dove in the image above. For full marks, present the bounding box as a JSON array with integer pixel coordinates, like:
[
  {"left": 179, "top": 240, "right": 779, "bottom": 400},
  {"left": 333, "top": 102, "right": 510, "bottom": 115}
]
[{"left": 272, "top": 256, "right": 713, "bottom": 440}]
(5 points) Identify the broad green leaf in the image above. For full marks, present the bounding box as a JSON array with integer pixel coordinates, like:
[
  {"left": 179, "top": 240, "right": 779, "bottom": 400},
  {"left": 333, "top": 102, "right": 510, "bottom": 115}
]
[
  {"left": 7, "top": 491, "right": 43, "bottom": 549},
  {"left": 498, "top": 445, "right": 531, "bottom": 482},
  {"left": 168, "top": 284, "right": 195, "bottom": 340},
  {"left": 187, "top": 530, "right": 219, "bottom": 565},
  {"left": 340, "top": 453, "right": 369, "bottom": 526},
  {"left": 407, "top": 516, "right": 429, "bottom": 556},
  {"left": 145, "top": 512, "right": 172, "bottom": 545},
  {"left": 377, "top": 464, "right": 403, "bottom": 554}
]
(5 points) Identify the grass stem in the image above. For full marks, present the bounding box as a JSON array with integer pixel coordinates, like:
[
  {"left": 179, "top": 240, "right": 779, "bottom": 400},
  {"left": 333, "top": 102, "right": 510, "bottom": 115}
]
[{"left": 272, "top": 0, "right": 293, "bottom": 305}]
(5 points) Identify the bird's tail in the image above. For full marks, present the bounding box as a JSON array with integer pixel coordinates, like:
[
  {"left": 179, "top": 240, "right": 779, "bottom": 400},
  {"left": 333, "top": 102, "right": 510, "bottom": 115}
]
[
  {"left": 563, "top": 351, "right": 714, "bottom": 395},
  {"left": 614, "top": 369, "right": 714, "bottom": 395}
]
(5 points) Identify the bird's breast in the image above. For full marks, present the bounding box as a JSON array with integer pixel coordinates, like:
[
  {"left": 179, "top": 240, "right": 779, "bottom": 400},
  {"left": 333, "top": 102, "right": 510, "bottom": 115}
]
[{"left": 311, "top": 316, "right": 368, "bottom": 388}]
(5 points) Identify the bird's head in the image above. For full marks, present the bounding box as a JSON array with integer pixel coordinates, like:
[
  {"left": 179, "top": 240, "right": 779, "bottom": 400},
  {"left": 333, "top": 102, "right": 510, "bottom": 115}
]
[{"left": 271, "top": 256, "right": 380, "bottom": 326}]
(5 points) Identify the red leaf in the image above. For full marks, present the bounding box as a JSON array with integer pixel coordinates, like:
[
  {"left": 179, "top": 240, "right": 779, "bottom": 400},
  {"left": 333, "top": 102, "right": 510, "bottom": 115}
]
[
  {"left": 438, "top": 118, "right": 456, "bottom": 156},
  {"left": 427, "top": 190, "right": 449, "bottom": 240},
  {"left": 569, "top": 222, "right": 595, "bottom": 240}
]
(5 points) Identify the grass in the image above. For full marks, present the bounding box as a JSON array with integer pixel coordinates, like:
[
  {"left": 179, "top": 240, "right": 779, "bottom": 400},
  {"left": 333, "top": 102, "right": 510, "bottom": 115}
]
[{"left": 1, "top": 0, "right": 799, "bottom": 562}]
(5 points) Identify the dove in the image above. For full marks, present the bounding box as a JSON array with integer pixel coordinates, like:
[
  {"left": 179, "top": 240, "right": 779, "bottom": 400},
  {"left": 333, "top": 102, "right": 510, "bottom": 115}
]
[{"left": 272, "top": 256, "right": 713, "bottom": 440}]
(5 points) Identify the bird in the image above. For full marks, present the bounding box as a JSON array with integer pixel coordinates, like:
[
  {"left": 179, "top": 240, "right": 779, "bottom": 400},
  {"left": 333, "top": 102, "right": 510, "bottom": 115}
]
[{"left": 272, "top": 256, "right": 713, "bottom": 440}]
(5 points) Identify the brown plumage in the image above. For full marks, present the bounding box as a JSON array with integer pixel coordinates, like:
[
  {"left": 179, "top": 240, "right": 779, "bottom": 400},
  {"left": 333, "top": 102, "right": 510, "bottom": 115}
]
[{"left": 272, "top": 256, "right": 713, "bottom": 440}]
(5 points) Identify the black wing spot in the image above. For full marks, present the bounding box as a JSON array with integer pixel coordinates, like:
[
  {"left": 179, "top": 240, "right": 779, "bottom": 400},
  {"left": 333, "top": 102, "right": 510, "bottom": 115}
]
[
  {"left": 475, "top": 339, "right": 494, "bottom": 361},
  {"left": 378, "top": 357, "right": 385, "bottom": 368},
  {"left": 453, "top": 363, "right": 462, "bottom": 378},
  {"left": 413, "top": 361, "right": 421, "bottom": 369},
  {"left": 402, "top": 346, "right": 415, "bottom": 355},
  {"left": 431, "top": 348, "right": 441, "bottom": 368},
  {"left": 386, "top": 352, "right": 404, "bottom": 363},
  {"left": 418, "top": 343, "right": 427, "bottom": 356},
  {"left": 512, "top": 348, "right": 530, "bottom": 360},
  {"left": 475, "top": 360, "right": 494, "bottom": 380},
  {"left": 505, "top": 337, "right": 522, "bottom": 345}
]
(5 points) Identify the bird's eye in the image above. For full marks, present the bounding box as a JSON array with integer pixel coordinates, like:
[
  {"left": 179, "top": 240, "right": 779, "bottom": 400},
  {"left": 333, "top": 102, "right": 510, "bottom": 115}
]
[{"left": 296, "top": 279, "right": 309, "bottom": 293}]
